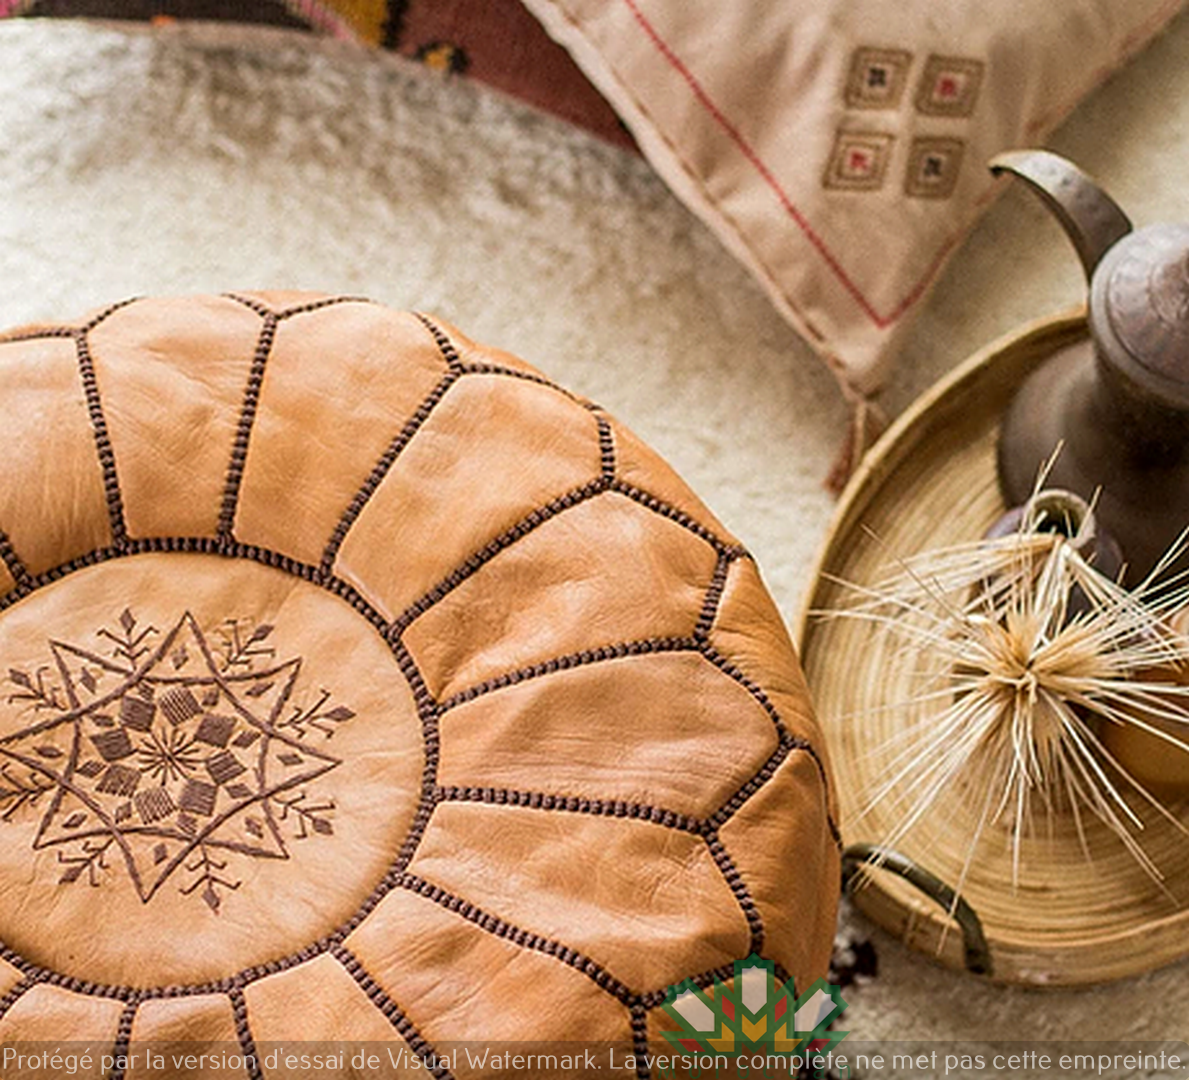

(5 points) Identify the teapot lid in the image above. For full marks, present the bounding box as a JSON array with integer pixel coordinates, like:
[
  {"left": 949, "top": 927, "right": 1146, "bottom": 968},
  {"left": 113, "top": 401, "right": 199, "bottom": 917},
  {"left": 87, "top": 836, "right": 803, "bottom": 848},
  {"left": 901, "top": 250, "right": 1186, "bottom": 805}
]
[{"left": 1101, "top": 224, "right": 1189, "bottom": 391}]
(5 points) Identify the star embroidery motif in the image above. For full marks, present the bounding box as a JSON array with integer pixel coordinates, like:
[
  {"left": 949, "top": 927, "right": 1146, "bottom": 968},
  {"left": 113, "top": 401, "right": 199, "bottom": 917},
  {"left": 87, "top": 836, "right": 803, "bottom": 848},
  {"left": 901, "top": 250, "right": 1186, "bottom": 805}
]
[{"left": 0, "top": 611, "right": 341, "bottom": 905}]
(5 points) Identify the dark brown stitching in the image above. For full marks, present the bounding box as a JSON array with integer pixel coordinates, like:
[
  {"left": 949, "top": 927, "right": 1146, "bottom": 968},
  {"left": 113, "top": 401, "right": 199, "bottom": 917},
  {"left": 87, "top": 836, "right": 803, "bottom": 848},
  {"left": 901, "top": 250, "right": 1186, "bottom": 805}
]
[
  {"left": 596, "top": 414, "right": 616, "bottom": 481},
  {"left": 706, "top": 832, "right": 763, "bottom": 955},
  {"left": 0, "top": 529, "right": 31, "bottom": 588},
  {"left": 75, "top": 330, "right": 128, "bottom": 549},
  {"left": 433, "top": 785, "right": 703, "bottom": 834},
  {"left": 412, "top": 312, "right": 464, "bottom": 372},
  {"left": 397, "top": 872, "right": 634, "bottom": 1004},
  {"left": 694, "top": 552, "right": 732, "bottom": 640},
  {"left": 319, "top": 370, "right": 461, "bottom": 577},
  {"left": 382, "top": 644, "right": 443, "bottom": 877},
  {"left": 220, "top": 294, "right": 373, "bottom": 320},
  {"left": 0, "top": 535, "right": 839, "bottom": 999},
  {"left": 82, "top": 297, "right": 142, "bottom": 333},
  {"left": 107, "top": 997, "right": 139, "bottom": 1080},
  {"left": 698, "top": 643, "right": 787, "bottom": 737},
  {"left": 459, "top": 361, "right": 582, "bottom": 402},
  {"left": 697, "top": 644, "right": 840, "bottom": 846},
  {"left": 438, "top": 636, "right": 700, "bottom": 713},
  {"left": 772, "top": 960, "right": 792, "bottom": 989},
  {"left": 390, "top": 790, "right": 439, "bottom": 884},
  {"left": 228, "top": 985, "right": 264, "bottom": 1080},
  {"left": 0, "top": 326, "right": 76, "bottom": 344},
  {"left": 217, "top": 314, "right": 279, "bottom": 540},
  {"left": 0, "top": 535, "right": 429, "bottom": 1001},
  {"left": 638, "top": 961, "right": 738, "bottom": 1009},
  {"left": 0, "top": 538, "right": 393, "bottom": 642},
  {"left": 222, "top": 293, "right": 272, "bottom": 318},
  {"left": 705, "top": 737, "right": 794, "bottom": 832},
  {"left": 277, "top": 296, "right": 371, "bottom": 320},
  {"left": 330, "top": 944, "right": 455, "bottom": 1080},
  {"left": 391, "top": 477, "right": 610, "bottom": 635},
  {"left": 609, "top": 478, "right": 743, "bottom": 556},
  {"left": 391, "top": 636, "right": 437, "bottom": 715},
  {"left": 0, "top": 974, "right": 36, "bottom": 1022},
  {"left": 0, "top": 298, "right": 139, "bottom": 347},
  {"left": 630, "top": 1004, "right": 651, "bottom": 1080},
  {"left": 319, "top": 789, "right": 437, "bottom": 947}
]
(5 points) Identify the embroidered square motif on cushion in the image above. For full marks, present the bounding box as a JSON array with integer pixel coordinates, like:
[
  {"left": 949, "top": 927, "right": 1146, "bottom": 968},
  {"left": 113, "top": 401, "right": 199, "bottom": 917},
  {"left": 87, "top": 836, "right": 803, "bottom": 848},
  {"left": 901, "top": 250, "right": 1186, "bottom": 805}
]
[
  {"left": 823, "top": 130, "right": 894, "bottom": 191},
  {"left": 905, "top": 136, "right": 965, "bottom": 198},
  {"left": 915, "top": 55, "right": 984, "bottom": 117},
  {"left": 845, "top": 47, "right": 913, "bottom": 109}
]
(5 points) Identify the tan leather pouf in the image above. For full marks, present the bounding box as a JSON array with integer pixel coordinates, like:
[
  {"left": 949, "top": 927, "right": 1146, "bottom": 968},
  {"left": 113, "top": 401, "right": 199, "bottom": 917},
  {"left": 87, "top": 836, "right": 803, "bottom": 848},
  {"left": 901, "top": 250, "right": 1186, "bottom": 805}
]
[{"left": 0, "top": 293, "right": 838, "bottom": 1079}]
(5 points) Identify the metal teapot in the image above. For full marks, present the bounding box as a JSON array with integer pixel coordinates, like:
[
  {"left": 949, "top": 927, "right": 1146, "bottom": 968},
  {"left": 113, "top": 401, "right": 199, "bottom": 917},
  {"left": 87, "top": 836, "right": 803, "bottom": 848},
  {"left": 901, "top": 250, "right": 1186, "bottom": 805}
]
[{"left": 994, "top": 149, "right": 1189, "bottom": 584}]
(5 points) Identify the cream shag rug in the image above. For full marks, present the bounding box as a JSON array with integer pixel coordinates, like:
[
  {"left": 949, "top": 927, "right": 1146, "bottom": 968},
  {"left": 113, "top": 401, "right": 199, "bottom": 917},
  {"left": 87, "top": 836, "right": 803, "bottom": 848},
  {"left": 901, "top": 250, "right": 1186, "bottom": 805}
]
[{"left": 3, "top": 14, "right": 1189, "bottom": 1065}]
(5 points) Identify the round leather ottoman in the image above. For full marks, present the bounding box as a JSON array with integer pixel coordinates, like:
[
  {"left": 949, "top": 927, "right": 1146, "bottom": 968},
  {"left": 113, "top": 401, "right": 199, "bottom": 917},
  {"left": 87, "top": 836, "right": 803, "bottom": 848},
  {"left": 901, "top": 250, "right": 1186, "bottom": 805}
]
[{"left": 0, "top": 293, "right": 838, "bottom": 1078}]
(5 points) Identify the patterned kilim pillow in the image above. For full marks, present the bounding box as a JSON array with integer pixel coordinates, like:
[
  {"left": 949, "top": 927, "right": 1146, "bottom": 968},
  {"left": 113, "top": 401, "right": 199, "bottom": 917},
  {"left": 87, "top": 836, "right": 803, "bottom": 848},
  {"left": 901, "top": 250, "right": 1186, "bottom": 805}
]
[{"left": 0, "top": 294, "right": 838, "bottom": 1077}]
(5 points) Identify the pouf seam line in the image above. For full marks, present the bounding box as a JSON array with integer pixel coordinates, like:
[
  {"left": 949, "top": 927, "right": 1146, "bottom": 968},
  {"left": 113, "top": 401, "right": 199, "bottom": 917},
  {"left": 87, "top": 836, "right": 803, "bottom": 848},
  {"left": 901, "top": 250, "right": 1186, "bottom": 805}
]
[
  {"left": 75, "top": 327, "right": 130, "bottom": 551},
  {"left": 319, "top": 368, "right": 461, "bottom": 577},
  {"left": 330, "top": 942, "right": 456, "bottom": 1079},
  {"left": 217, "top": 312, "right": 280, "bottom": 540}
]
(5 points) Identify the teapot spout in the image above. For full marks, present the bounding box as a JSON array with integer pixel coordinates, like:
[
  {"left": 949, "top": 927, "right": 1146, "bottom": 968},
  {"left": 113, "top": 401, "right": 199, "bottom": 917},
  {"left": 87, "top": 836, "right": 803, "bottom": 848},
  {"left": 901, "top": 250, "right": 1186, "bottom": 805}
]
[{"left": 990, "top": 150, "right": 1132, "bottom": 280}]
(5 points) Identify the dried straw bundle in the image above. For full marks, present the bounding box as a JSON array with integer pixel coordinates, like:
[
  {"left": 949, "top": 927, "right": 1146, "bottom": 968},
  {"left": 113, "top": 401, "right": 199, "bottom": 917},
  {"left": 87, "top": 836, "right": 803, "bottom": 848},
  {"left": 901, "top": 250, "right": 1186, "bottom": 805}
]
[{"left": 823, "top": 491, "right": 1189, "bottom": 904}]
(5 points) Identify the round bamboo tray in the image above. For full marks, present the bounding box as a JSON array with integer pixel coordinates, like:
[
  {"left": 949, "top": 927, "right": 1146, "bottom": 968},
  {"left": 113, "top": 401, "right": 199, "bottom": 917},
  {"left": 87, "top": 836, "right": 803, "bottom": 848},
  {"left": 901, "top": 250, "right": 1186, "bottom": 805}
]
[{"left": 798, "top": 310, "right": 1189, "bottom": 987}]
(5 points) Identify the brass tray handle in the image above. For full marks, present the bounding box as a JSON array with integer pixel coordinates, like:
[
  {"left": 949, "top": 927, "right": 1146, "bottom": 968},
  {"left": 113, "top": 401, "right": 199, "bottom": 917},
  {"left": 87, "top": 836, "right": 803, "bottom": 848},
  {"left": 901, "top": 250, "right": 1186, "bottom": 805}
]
[{"left": 841, "top": 842, "right": 993, "bottom": 977}]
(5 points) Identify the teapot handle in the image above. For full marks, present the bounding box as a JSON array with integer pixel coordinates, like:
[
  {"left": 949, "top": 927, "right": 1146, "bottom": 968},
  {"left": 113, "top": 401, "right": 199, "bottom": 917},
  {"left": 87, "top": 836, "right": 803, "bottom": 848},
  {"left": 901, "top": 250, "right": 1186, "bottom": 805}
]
[{"left": 990, "top": 150, "right": 1132, "bottom": 281}]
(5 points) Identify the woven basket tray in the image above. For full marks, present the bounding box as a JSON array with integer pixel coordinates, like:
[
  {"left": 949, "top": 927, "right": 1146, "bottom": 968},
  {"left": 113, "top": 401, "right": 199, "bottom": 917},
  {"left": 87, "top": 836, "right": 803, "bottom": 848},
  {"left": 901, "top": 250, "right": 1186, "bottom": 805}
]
[{"left": 797, "top": 311, "right": 1189, "bottom": 987}]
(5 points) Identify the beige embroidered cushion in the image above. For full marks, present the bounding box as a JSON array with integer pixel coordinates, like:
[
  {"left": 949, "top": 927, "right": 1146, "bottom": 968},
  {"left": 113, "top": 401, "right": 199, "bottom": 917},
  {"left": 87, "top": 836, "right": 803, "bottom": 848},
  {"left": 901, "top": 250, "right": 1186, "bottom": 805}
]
[
  {"left": 0, "top": 293, "right": 837, "bottom": 1077},
  {"left": 522, "top": 0, "right": 1184, "bottom": 397}
]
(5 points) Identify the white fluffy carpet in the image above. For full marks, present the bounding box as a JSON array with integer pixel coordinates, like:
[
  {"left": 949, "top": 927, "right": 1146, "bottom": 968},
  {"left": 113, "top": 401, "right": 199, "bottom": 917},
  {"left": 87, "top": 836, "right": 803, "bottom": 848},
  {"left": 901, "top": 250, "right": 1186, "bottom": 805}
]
[{"left": 4, "top": 13, "right": 1189, "bottom": 1065}]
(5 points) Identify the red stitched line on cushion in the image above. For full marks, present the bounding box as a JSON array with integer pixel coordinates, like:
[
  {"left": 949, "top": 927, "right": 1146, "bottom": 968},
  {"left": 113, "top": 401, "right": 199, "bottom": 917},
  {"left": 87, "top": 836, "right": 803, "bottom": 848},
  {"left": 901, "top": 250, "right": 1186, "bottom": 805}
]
[
  {"left": 320, "top": 369, "right": 462, "bottom": 577},
  {"left": 228, "top": 985, "right": 265, "bottom": 1080},
  {"left": 705, "top": 831, "right": 764, "bottom": 955},
  {"left": 618, "top": 0, "right": 979, "bottom": 330},
  {"left": 619, "top": 0, "right": 948, "bottom": 329},
  {"left": 75, "top": 329, "right": 129, "bottom": 549},
  {"left": 330, "top": 944, "right": 456, "bottom": 1079},
  {"left": 106, "top": 997, "right": 140, "bottom": 1080},
  {"left": 217, "top": 313, "right": 279, "bottom": 540},
  {"left": 396, "top": 872, "right": 636, "bottom": 1004}
]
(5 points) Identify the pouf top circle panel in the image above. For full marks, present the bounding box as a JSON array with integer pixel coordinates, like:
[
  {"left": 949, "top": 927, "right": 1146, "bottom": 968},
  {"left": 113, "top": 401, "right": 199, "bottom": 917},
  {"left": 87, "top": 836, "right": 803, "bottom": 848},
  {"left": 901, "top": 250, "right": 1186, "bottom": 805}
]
[{"left": 0, "top": 292, "right": 838, "bottom": 1064}]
